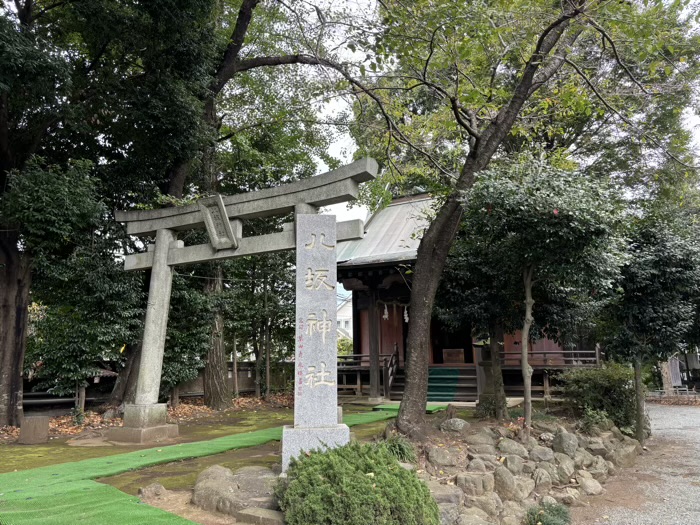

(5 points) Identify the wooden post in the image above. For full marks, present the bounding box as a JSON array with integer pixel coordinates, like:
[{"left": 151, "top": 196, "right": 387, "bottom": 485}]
[
  {"left": 78, "top": 385, "right": 86, "bottom": 413},
  {"left": 232, "top": 335, "right": 239, "bottom": 396},
  {"left": 170, "top": 385, "right": 180, "bottom": 408},
  {"left": 543, "top": 370, "right": 551, "bottom": 401},
  {"left": 368, "top": 290, "right": 381, "bottom": 400}
]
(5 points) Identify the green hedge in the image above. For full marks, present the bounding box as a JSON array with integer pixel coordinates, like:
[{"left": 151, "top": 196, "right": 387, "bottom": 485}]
[
  {"left": 558, "top": 363, "right": 636, "bottom": 434},
  {"left": 276, "top": 441, "right": 438, "bottom": 525}
]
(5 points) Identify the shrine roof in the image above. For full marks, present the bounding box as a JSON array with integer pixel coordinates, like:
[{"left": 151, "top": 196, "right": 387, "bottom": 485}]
[{"left": 336, "top": 194, "right": 434, "bottom": 267}]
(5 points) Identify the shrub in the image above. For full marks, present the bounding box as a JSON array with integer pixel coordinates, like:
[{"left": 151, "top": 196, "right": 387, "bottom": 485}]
[
  {"left": 579, "top": 407, "right": 610, "bottom": 434},
  {"left": 380, "top": 434, "right": 416, "bottom": 463},
  {"left": 276, "top": 441, "right": 439, "bottom": 525},
  {"left": 524, "top": 502, "right": 571, "bottom": 525},
  {"left": 558, "top": 364, "right": 636, "bottom": 433}
]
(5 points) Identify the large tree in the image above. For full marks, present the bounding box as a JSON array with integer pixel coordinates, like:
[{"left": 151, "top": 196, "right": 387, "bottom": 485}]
[{"left": 342, "top": 0, "right": 699, "bottom": 433}]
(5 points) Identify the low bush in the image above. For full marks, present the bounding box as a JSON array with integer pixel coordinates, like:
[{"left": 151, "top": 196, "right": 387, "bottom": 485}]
[
  {"left": 524, "top": 502, "right": 571, "bottom": 525},
  {"left": 380, "top": 434, "right": 416, "bottom": 463},
  {"left": 276, "top": 441, "right": 439, "bottom": 525},
  {"left": 558, "top": 363, "right": 636, "bottom": 433}
]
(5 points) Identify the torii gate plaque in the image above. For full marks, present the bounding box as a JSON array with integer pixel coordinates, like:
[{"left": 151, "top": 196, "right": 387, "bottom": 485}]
[{"left": 108, "top": 158, "right": 377, "bottom": 446}]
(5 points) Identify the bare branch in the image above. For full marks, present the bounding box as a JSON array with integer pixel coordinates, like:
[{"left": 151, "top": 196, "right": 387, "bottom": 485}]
[
  {"left": 215, "top": 0, "right": 261, "bottom": 93},
  {"left": 563, "top": 57, "right": 698, "bottom": 170}
]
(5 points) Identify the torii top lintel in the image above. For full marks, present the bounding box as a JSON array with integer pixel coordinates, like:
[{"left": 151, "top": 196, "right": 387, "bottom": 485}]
[{"left": 115, "top": 157, "right": 378, "bottom": 237}]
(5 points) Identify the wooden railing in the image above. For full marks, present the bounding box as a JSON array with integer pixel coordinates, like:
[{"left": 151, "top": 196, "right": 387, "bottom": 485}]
[
  {"left": 498, "top": 349, "right": 600, "bottom": 368},
  {"left": 337, "top": 352, "right": 395, "bottom": 368},
  {"left": 383, "top": 345, "right": 400, "bottom": 398}
]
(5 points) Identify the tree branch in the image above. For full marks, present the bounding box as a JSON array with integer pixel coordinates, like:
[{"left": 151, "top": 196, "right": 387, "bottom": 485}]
[
  {"left": 214, "top": 0, "right": 261, "bottom": 93},
  {"left": 563, "top": 57, "right": 698, "bottom": 170}
]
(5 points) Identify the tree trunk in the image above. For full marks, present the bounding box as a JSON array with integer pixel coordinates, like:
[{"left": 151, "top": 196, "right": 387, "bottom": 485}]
[
  {"left": 204, "top": 265, "right": 231, "bottom": 410},
  {"left": 521, "top": 266, "right": 535, "bottom": 441},
  {"left": 491, "top": 322, "right": 508, "bottom": 420},
  {"left": 263, "top": 276, "right": 271, "bottom": 399},
  {"left": 76, "top": 383, "right": 86, "bottom": 413},
  {"left": 394, "top": 9, "right": 582, "bottom": 435},
  {"left": 0, "top": 234, "right": 30, "bottom": 427},
  {"left": 397, "top": 196, "right": 463, "bottom": 433},
  {"left": 170, "top": 385, "right": 180, "bottom": 408},
  {"left": 634, "top": 354, "right": 646, "bottom": 443},
  {"left": 109, "top": 343, "right": 141, "bottom": 406},
  {"left": 253, "top": 332, "right": 261, "bottom": 398}
]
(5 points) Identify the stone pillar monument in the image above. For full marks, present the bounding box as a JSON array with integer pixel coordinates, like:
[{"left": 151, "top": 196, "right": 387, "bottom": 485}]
[{"left": 281, "top": 213, "right": 350, "bottom": 471}]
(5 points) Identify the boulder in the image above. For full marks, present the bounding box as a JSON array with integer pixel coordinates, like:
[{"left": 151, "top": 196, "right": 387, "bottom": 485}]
[
  {"left": 439, "top": 503, "right": 462, "bottom": 525},
  {"left": 456, "top": 507, "right": 494, "bottom": 525},
  {"left": 516, "top": 477, "right": 535, "bottom": 500},
  {"left": 588, "top": 456, "right": 610, "bottom": 482},
  {"left": 529, "top": 445, "right": 555, "bottom": 463},
  {"left": 552, "top": 431, "right": 578, "bottom": 458},
  {"left": 504, "top": 455, "right": 524, "bottom": 475},
  {"left": 233, "top": 508, "right": 285, "bottom": 525},
  {"left": 521, "top": 461, "right": 536, "bottom": 475},
  {"left": 464, "top": 493, "right": 503, "bottom": 517},
  {"left": 532, "top": 421, "right": 559, "bottom": 433},
  {"left": 552, "top": 487, "right": 581, "bottom": 506},
  {"left": 192, "top": 465, "right": 277, "bottom": 516},
  {"left": 441, "top": 418, "right": 471, "bottom": 434},
  {"left": 429, "top": 446, "right": 460, "bottom": 467},
  {"left": 138, "top": 483, "right": 166, "bottom": 500},
  {"left": 574, "top": 448, "right": 595, "bottom": 469},
  {"left": 606, "top": 442, "right": 641, "bottom": 468},
  {"left": 470, "top": 444, "right": 498, "bottom": 456},
  {"left": 541, "top": 495, "right": 557, "bottom": 506},
  {"left": 586, "top": 440, "right": 608, "bottom": 457},
  {"left": 539, "top": 432, "right": 555, "bottom": 444},
  {"left": 532, "top": 468, "right": 552, "bottom": 493},
  {"left": 494, "top": 466, "right": 519, "bottom": 501},
  {"left": 428, "top": 481, "right": 465, "bottom": 506},
  {"left": 577, "top": 475, "right": 604, "bottom": 496},
  {"left": 467, "top": 458, "right": 487, "bottom": 472},
  {"left": 554, "top": 453, "right": 575, "bottom": 482},
  {"left": 467, "top": 431, "right": 497, "bottom": 446},
  {"left": 497, "top": 438, "right": 529, "bottom": 459},
  {"left": 501, "top": 500, "right": 526, "bottom": 524},
  {"left": 537, "top": 461, "right": 560, "bottom": 484},
  {"left": 456, "top": 472, "right": 493, "bottom": 497}
]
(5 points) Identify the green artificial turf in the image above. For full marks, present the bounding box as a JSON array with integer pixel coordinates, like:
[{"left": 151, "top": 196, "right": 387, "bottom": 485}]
[
  {"left": 0, "top": 410, "right": 395, "bottom": 525},
  {"left": 372, "top": 403, "right": 449, "bottom": 414}
]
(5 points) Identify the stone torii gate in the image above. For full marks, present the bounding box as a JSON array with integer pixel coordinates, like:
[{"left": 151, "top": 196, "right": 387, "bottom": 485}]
[{"left": 108, "top": 158, "right": 377, "bottom": 454}]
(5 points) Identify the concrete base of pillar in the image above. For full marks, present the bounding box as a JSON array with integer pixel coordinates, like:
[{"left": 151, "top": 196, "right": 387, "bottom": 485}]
[
  {"left": 107, "top": 403, "right": 178, "bottom": 444},
  {"left": 368, "top": 396, "right": 385, "bottom": 404},
  {"left": 281, "top": 424, "right": 350, "bottom": 472}
]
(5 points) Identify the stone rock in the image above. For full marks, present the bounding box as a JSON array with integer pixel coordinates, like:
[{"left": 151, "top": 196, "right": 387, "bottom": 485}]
[
  {"left": 537, "top": 461, "right": 560, "bottom": 484},
  {"left": 577, "top": 475, "right": 604, "bottom": 496},
  {"left": 500, "top": 518, "right": 519, "bottom": 525},
  {"left": 192, "top": 465, "right": 277, "bottom": 516},
  {"left": 504, "top": 455, "right": 524, "bottom": 475},
  {"left": 554, "top": 453, "right": 575, "bottom": 482},
  {"left": 428, "top": 481, "right": 465, "bottom": 506},
  {"left": 574, "top": 447, "right": 595, "bottom": 469},
  {"left": 541, "top": 495, "right": 557, "bottom": 506},
  {"left": 502, "top": 500, "right": 526, "bottom": 523},
  {"left": 539, "top": 432, "right": 555, "bottom": 443},
  {"left": 497, "top": 438, "right": 529, "bottom": 459},
  {"left": 553, "top": 487, "right": 581, "bottom": 506},
  {"left": 533, "top": 468, "right": 552, "bottom": 493},
  {"left": 470, "top": 444, "right": 498, "bottom": 456},
  {"left": 439, "top": 503, "right": 462, "bottom": 525},
  {"left": 533, "top": 421, "right": 559, "bottom": 433},
  {"left": 588, "top": 456, "right": 609, "bottom": 482},
  {"left": 429, "top": 446, "right": 460, "bottom": 467},
  {"left": 576, "top": 435, "right": 590, "bottom": 449},
  {"left": 606, "top": 461, "right": 618, "bottom": 476},
  {"left": 529, "top": 445, "right": 555, "bottom": 463},
  {"left": 494, "top": 466, "right": 519, "bottom": 501},
  {"left": 464, "top": 493, "right": 503, "bottom": 517},
  {"left": 522, "top": 461, "right": 536, "bottom": 475},
  {"left": 467, "top": 458, "right": 487, "bottom": 472},
  {"left": 18, "top": 416, "right": 49, "bottom": 445},
  {"left": 456, "top": 472, "right": 494, "bottom": 496},
  {"left": 516, "top": 477, "right": 535, "bottom": 500},
  {"left": 470, "top": 454, "right": 501, "bottom": 469},
  {"left": 606, "top": 442, "right": 641, "bottom": 468},
  {"left": 467, "top": 431, "right": 497, "bottom": 446},
  {"left": 441, "top": 418, "right": 471, "bottom": 433},
  {"left": 138, "top": 483, "right": 166, "bottom": 499},
  {"left": 524, "top": 436, "right": 539, "bottom": 451},
  {"left": 611, "top": 426, "right": 625, "bottom": 441},
  {"left": 552, "top": 431, "right": 578, "bottom": 458},
  {"left": 587, "top": 440, "right": 608, "bottom": 457},
  {"left": 455, "top": 514, "right": 493, "bottom": 525},
  {"left": 233, "top": 508, "right": 285, "bottom": 525}
]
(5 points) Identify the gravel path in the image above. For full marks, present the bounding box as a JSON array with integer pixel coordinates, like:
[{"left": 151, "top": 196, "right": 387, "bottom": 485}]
[{"left": 572, "top": 403, "right": 700, "bottom": 525}]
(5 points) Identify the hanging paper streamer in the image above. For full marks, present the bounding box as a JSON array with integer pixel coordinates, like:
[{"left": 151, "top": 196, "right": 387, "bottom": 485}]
[
  {"left": 383, "top": 303, "right": 389, "bottom": 321},
  {"left": 404, "top": 306, "right": 409, "bottom": 323}
]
